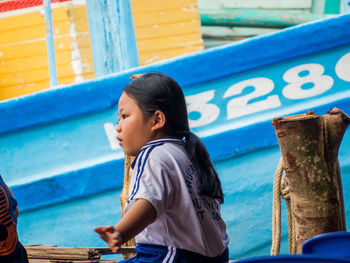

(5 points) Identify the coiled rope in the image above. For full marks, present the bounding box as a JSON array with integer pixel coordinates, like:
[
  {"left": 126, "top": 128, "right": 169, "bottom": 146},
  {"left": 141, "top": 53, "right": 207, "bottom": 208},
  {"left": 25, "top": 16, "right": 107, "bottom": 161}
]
[{"left": 271, "top": 157, "right": 297, "bottom": 255}]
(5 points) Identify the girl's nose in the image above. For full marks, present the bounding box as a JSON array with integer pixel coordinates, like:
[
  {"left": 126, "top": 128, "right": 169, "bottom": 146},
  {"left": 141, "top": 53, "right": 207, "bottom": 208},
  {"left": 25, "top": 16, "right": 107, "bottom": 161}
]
[{"left": 116, "top": 122, "right": 121, "bottom": 132}]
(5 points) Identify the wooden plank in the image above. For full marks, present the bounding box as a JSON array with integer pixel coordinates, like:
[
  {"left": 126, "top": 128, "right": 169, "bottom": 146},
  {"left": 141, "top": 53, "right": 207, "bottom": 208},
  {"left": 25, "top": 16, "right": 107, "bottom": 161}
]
[
  {"left": 29, "top": 260, "right": 100, "bottom": 263},
  {"left": 203, "top": 38, "right": 234, "bottom": 49},
  {"left": 25, "top": 246, "right": 135, "bottom": 260},
  {"left": 0, "top": 17, "right": 88, "bottom": 46},
  {"left": 25, "top": 246, "right": 100, "bottom": 260},
  {"left": 0, "top": 54, "right": 50, "bottom": 73},
  {"left": 0, "top": 63, "right": 75, "bottom": 87},
  {"left": 0, "top": 11, "right": 44, "bottom": 32},
  {"left": 197, "top": 0, "right": 221, "bottom": 9},
  {"left": 0, "top": 33, "right": 91, "bottom": 60},
  {"left": 197, "top": 0, "right": 311, "bottom": 9},
  {"left": 135, "top": 20, "right": 201, "bottom": 40},
  {"left": 201, "top": 26, "right": 278, "bottom": 38},
  {"left": 0, "top": 24, "right": 46, "bottom": 45},
  {"left": 0, "top": 40, "right": 47, "bottom": 59},
  {"left": 0, "top": 5, "right": 76, "bottom": 32},
  {"left": 0, "top": 67, "right": 49, "bottom": 86},
  {"left": 199, "top": 9, "right": 333, "bottom": 28},
  {"left": 139, "top": 44, "right": 202, "bottom": 65},
  {"left": 0, "top": 45, "right": 90, "bottom": 73},
  {"left": 131, "top": 0, "right": 197, "bottom": 12},
  {"left": 58, "top": 72, "right": 94, "bottom": 84},
  {"left": 220, "top": 0, "right": 312, "bottom": 9},
  {"left": 137, "top": 32, "right": 202, "bottom": 53},
  {"left": 133, "top": 9, "right": 200, "bottom": 27},
  {"left": 0, "top": 81, "right": 49, "bottom": 100},
  {"left": 0, "top": 62, "right": 94, "bottom": 87}
]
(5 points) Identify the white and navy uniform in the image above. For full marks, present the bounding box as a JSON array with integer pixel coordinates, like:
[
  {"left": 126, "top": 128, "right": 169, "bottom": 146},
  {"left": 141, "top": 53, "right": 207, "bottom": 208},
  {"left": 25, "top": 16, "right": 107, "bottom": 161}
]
[{"left": 122, "top": 137, "right": 229, "bottom": 263}]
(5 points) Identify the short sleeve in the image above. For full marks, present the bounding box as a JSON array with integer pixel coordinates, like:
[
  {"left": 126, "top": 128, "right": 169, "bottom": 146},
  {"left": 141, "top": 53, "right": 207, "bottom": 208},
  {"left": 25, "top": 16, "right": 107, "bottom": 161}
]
[{"left": 127, "top": 156, "right": 175, "bottom": 218}]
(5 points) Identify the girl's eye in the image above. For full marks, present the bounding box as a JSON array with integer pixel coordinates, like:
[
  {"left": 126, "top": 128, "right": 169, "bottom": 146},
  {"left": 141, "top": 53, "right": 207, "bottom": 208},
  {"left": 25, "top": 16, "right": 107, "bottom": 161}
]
[{"left": 121, "top": 114, "right": 127, "bottom": 119}]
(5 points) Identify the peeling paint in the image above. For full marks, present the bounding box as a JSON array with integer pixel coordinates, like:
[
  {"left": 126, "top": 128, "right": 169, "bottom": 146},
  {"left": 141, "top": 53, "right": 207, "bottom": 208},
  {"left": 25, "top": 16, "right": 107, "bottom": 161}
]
[{"left": 69, "top": 16, "right": 84, "bottom": 83}]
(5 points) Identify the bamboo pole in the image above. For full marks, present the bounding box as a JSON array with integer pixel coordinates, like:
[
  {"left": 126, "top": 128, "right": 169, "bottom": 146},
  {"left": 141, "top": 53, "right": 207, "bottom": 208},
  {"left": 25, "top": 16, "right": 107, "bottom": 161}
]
[
  {"left": 120, "top": 154, "right": 136, "bottom": 259},
  {"left": 272, "top": 108, "right": 349, "bottom": 253}
]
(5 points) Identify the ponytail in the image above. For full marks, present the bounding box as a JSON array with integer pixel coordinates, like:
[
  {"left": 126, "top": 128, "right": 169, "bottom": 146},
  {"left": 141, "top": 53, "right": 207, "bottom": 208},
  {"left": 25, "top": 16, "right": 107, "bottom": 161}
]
[{"left": 183, "top": 131, "right": 224, "bottom": 203}]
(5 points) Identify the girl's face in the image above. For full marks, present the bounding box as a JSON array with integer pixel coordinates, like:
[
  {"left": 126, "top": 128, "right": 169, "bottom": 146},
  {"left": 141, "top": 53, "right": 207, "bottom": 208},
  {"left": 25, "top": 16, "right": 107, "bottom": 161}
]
[{"left": 116, "top": 92, "right": 156, "bottom": 156}]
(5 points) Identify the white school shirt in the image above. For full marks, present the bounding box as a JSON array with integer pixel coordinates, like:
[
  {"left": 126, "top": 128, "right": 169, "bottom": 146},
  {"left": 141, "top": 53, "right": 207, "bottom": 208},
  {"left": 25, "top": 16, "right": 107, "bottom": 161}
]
[{"left": 125, "top": 137, "right": 229, "bottom": 257}]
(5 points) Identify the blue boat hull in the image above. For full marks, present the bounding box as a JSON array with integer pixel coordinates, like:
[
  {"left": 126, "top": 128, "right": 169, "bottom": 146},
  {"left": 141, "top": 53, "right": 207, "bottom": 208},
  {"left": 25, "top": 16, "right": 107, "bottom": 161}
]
[{"left": 1, "top": 13, "right": 350, "bottom": 260}]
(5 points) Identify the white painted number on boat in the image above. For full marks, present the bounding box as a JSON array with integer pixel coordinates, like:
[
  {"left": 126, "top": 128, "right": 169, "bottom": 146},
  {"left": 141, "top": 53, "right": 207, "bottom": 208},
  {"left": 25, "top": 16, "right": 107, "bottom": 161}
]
[
  {"left": 282, "top": 64, "right": 333, "bottom": 99},
  {"left": 223, "top": 77, "right": 280, "bottom": 120},
  {"left": 186, "top": 90, "right": 220, "bottom": 128},
  {"left": 335, "top": 52, "right": 350, "bottom": 82},
  {"left": 104, "top": 123, "right": 120, "bottom": 150},
  {"left": 186, "top": 52, "right": 350, "bottom": 128},
  {"left": 104, "top": 51, "right": 350, "bottom": 150}
]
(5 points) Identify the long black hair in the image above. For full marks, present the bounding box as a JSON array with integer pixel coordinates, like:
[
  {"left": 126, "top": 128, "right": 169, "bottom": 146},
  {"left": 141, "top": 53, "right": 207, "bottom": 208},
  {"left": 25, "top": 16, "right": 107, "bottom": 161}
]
[{"left": 123, "top": 72, "right": 224, "bottom": 203}]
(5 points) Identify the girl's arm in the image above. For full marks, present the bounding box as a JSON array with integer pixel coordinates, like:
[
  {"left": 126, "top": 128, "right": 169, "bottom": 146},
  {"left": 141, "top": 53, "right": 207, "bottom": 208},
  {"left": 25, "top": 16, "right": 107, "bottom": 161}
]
[{"left": 94, "top": 198, "right": 156, "bottom": 253}]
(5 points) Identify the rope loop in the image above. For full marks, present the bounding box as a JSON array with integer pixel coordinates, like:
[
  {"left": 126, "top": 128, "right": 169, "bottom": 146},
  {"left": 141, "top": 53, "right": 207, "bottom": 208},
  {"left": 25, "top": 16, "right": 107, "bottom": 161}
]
[
  {"left": 271, "top": 157, "right": 296, "bottom": 255},
  {"left": 281, "top": 176, "right": 290, "bottom": 200}
]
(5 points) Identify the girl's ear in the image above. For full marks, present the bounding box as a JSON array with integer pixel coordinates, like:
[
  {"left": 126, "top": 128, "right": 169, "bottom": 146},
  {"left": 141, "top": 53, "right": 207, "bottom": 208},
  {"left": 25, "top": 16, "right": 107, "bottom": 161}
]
[{"left": 151, "top": 110, "right": 166, "bottom": 131}]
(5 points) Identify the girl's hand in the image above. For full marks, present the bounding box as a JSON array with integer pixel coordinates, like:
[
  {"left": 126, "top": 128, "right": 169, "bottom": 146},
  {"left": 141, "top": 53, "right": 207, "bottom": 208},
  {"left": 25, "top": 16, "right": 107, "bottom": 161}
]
[
  {"left": 94, "top": 226, "right": 123, "bottom": 253},
  {"left": 94, "top": 199, "right": 156, "bottom": 254}
]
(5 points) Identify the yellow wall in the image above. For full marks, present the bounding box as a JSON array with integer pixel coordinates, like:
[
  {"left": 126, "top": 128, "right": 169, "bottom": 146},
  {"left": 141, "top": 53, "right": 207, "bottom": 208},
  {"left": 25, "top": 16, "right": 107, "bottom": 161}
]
[
  {"left": 132, "top": 0, "right": 203, "bottom": 64},
  {"left": 0, "top": 0, "right": 203, "bottom": 100}
]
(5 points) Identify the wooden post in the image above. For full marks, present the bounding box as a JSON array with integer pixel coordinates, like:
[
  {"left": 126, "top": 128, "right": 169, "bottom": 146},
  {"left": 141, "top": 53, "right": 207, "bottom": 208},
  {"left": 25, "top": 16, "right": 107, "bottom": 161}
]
[
  {"left": 85, "top": 0, "right": 139, "bottom": 77},
  {"left": 272, "top": 108, "right": 349, "bottom": 253},
  {"left": 120, "top": 154, "right": 136, "bottom": 259}
]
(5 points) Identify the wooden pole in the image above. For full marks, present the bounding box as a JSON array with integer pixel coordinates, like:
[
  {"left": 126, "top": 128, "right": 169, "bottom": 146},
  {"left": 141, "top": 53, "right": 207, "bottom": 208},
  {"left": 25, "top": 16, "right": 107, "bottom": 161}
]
[
  {"left": 120, "top": 154, "right": 136, "bottom": 259},
  {"left": 199, "top": 9, "right": 333, "bottom": 28},
  {"left": 272, "top": 108, "right": 349, "bottom": 253}
]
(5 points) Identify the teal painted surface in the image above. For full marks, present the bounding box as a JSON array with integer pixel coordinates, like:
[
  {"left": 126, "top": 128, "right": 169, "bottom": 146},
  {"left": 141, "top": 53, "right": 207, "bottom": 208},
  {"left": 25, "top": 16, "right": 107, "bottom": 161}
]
[
  {"left": 199, "top": 9, "right": 332, "bottom": 28},
  {"left": 324, "top": 0, "right": 341, "bottom": 14},
  {"left": 85, "top": 0, "right": 139, "bottom": 77}
]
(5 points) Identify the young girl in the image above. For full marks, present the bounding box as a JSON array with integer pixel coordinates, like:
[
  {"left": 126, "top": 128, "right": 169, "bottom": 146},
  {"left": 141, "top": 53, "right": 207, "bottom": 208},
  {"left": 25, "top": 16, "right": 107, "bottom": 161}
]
[{"left": 94, "top": 72, "right": 229, "bottom": 262}]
